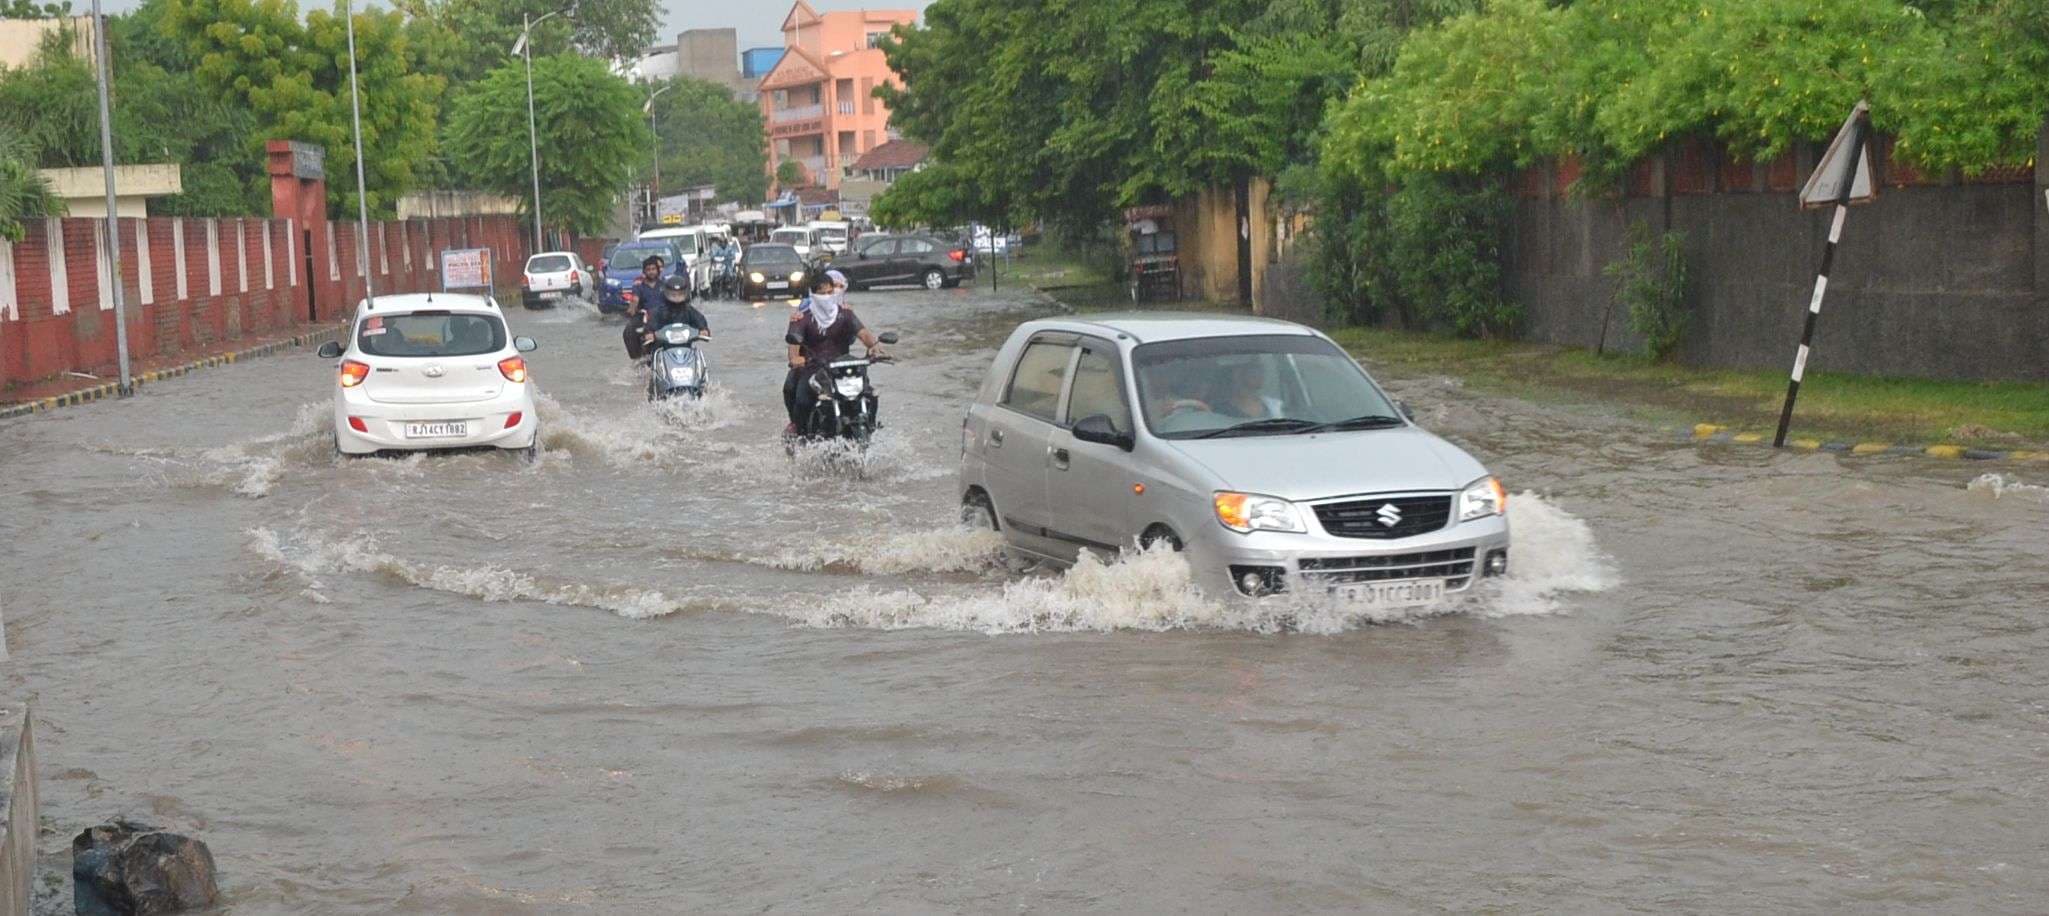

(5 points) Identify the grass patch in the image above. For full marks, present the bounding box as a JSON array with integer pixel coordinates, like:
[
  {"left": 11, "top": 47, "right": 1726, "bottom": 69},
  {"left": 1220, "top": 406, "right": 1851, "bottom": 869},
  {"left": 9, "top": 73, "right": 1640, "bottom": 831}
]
[{"left": 1330, "top": 325, "right": 2049, "bottom": 450}]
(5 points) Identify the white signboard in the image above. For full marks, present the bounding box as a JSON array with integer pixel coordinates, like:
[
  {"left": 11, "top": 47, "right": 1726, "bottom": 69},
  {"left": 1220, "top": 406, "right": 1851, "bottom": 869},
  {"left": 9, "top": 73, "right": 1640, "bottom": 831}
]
[
  {"left": 1800, "top": 100, "right": 1875, "bottom": 209},
  {"left": 440, "top": 248, "right": 492, "bottom": 290}
]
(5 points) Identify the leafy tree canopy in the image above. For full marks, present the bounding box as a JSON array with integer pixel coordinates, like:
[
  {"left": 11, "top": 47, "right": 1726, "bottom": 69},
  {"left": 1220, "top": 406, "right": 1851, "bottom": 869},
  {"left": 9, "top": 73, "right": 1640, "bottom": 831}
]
[
  {"left": 444, "top": 54, "right": 639, "bottom": 236},
  {"left": 394, "top": 0, "right": 660, "bottom": 87},
  {"left": 0, "top": 129, "right": 61, "bottom": 240},
  {"left": 641, "top": 76, "right": 768, "bottom": 206},
  {"left": 161, "top": 0, "right": 443, "bottom": 217}
]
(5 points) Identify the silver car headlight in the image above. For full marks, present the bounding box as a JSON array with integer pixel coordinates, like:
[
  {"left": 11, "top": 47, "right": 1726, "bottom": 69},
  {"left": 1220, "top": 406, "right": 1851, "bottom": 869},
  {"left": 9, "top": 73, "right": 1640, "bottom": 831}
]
[
  {"left": 668, "top": 366, "right": 697, "bottom": 385},
  {"left": 1213, "top": 491, "right": 1304, "bottom": 534},
  {"left": 833, "top": 375, "right": 866, "bottom": 399},
  {"left": 1459, "top": 476, "right": 1507, "bottom": 522}
]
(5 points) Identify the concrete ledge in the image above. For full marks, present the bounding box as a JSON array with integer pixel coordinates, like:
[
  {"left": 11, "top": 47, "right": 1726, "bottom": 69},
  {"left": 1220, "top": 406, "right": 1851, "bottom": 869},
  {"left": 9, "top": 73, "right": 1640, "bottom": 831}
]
[
  {"left": 1685, "top": 425, "right": 2047, "bottom": 463},
  {"left": 0, "top": 704, "right": 36, "bottom": 916}
]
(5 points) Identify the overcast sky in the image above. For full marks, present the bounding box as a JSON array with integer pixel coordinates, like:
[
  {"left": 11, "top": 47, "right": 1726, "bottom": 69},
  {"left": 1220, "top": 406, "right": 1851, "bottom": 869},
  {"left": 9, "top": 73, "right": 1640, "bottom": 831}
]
[{"left": 665, "top": 0, "right": 934, "bottom": 51}]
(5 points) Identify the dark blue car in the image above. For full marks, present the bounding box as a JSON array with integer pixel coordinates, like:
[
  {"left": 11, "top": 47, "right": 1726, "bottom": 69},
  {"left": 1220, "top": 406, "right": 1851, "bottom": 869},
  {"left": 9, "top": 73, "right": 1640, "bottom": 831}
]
[{"left": 599, "top": 239, "right": 688, "bottom": 313}]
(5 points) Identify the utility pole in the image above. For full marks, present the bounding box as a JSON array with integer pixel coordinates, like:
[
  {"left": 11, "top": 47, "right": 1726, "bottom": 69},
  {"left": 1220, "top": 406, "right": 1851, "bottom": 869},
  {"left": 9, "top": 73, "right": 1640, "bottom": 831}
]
[
  {"left": 645, "top": 83, "right": 672, "bottom": 226},
  {"left": 343, "top": 0, "right": 375, "bottom": 308},
  {"left": 513, "top": 10, "right": 568, "bottom": 253},
  {"left": 89, "top": 0, "right": 131, "bottom": 395}
]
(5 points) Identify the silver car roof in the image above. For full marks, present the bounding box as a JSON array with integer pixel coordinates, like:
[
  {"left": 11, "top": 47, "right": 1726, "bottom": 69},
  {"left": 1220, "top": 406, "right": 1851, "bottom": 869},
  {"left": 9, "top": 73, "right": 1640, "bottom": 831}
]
[
  {"left": 354, "top": 293, "right": 498, "bottom": 317},
  {"left": 1031, "top": 312, "right": 1320, "bottom": 344}
]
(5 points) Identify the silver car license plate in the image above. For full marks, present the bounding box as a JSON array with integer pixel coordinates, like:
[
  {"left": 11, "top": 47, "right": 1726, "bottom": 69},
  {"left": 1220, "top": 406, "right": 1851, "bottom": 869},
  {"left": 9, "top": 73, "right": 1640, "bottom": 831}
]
[
  {"left": 404, "top": 421, "right": 470, "bottom": 439},
  {"left": 1339, "top": 579, "right": 1445, "bottom": 608}
]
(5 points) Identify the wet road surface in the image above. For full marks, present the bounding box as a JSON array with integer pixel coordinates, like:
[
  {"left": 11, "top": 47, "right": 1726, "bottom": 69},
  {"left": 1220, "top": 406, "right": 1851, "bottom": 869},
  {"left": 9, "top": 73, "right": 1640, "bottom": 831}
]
[{"left": 3, "top": 284, "right": 2047, "bottom": 912}]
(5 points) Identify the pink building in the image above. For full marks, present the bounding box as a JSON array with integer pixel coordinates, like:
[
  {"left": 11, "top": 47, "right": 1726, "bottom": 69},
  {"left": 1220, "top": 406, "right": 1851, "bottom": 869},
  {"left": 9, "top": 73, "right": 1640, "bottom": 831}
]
[{"left": 757, "top": 1, "right": 918, "bottom": 193}]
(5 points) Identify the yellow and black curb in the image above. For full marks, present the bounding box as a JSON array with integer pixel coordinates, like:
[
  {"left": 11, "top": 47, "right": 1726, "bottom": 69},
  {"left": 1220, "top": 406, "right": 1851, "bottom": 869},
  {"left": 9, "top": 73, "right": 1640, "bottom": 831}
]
[
  {"left": 1686, "top": 424, "right": 2049, "bottom": 463},
  {"left": 0, "top": 325, "right": 346, "bottom": 422}
]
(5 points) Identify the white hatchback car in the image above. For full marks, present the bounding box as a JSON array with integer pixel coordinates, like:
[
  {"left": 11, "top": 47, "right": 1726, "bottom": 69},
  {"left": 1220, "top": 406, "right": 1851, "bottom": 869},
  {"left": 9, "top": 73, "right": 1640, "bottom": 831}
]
[
  {"left": 521, "top": 251, "right": 587, "bottom": 309},
  {"left": 317, "top": 293, "right": 540, "bottom": 457}
]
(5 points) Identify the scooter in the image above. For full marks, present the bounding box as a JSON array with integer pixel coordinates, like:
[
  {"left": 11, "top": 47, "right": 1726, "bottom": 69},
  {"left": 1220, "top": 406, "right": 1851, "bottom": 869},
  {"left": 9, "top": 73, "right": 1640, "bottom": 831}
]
[
  {"left": 644, "top": 323, "right": 710, "bottom": 401},
  {"left": 709, "top": 256, "right": 738, "bottom": 300},
  {"left": 790, "top": 332, "right": 899, "bottom": 449}
]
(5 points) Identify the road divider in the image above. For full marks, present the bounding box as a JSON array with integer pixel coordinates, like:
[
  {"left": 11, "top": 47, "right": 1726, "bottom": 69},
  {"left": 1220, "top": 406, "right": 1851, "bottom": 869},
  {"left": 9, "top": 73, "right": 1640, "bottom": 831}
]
[{"left": 1685, "top": 424, "right": 2046, "bottom": 463}]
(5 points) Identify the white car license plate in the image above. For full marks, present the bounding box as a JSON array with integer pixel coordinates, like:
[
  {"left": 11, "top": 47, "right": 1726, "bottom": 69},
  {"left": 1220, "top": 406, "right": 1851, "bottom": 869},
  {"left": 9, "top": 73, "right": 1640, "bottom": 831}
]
[
  {"left": 540, "top": 291, "right": 561, "bottom": 301},
  {"left": 1339, "top": 579, "right": 1446, "bottom": 608},
  {"left": 404, "top": 421, "right": 470, "bottom": 439},
  {"left": 767, "top": 281, "right": 789, "bottom": 290}
]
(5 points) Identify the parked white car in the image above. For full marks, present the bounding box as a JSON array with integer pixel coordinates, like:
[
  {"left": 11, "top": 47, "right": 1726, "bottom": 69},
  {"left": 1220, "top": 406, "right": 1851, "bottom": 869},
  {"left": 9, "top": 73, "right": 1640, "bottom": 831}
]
[
  {"left": 521, "top": 251, "right": 587, "bottom": 309},
  {"left": 638, "top": 226, "right": 711, "bottom": 293},
  {"left": 318, "top": 293, "right": 540, "bottom": 458}
]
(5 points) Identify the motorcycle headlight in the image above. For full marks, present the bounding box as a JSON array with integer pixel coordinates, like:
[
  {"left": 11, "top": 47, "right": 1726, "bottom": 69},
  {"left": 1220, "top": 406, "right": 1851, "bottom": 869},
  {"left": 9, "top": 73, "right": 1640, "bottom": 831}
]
[
  {"left": 661, "top": 327, "right": 690, "bottom": 345},
  {"left": 834, "top": 375, "right": 866, "bottom": 399},
  {"left": 749, "top": 272, "right": 766, "bottom": 283},
  {"left": 1213, "top": 492, "right": 1304, "bottom": 534},
  {"left": 1458, "top": 476, "right": 1507, "bottom": 522},
  {"left": 668, "top": 366, "right": 697, "bottom": 385}
]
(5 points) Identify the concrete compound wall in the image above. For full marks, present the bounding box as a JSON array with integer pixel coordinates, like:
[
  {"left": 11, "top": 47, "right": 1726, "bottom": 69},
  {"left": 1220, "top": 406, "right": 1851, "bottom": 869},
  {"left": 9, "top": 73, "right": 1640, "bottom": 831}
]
[
  {"left": 1504, "top": 132, "right": 2049, "bottom": 381},
  {"left": 0, "top": 705, "right": 34, "bottom": 916},
  {"left": 0, "top": 214, "right": 546, "bottom": 394}
]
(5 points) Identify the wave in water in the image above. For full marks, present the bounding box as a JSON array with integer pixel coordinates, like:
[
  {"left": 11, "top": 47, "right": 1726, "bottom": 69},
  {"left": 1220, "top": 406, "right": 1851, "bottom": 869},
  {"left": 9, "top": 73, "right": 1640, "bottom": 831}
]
[
  {"left": 1967, "top": 473, "right": 2049, "bottom": 503},
  {"left": 247, "top": 526, "right": 705, "bottom": 619},
  {"left": 755, "top": 525, "right": 1008, "bottom": 576},
  {"left": 793, "top": 493, "right": 1615, "bottom": 634}
]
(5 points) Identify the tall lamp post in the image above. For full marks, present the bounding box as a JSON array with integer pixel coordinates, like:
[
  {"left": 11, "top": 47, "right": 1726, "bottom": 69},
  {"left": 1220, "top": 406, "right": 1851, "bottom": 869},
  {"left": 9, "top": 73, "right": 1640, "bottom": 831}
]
[
  {"left": 88, "top": 0, "right": 131, "bottom": 395},
  {"left": 512, "top": 9, "right": 569, "bottom": 254},
  {"left": 644, "top": 83, "right": 672, "bottom": 225},
  {"left": 343, "top": 0, "right": 375, "bottom": 308}
]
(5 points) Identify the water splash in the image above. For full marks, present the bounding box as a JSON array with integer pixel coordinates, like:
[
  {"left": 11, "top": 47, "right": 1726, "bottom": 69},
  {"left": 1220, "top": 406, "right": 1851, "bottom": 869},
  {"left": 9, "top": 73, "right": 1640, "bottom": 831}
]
[
  {"left": 792, "top": 493, "right": 1613, "bottom": 634},
  {"left": 757, "top": 526, "right": 1007, "bottom": 576},
  {"left": 247, "top": 526, "right": 705, "bottom": 619},
  {"left": 1967, "top": 473, "right": 2049, "bottom": 503}
]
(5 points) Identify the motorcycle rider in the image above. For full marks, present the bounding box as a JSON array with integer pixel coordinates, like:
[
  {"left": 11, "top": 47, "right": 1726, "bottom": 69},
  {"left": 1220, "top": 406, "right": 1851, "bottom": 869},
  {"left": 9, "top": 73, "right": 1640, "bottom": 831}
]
[
  {"left": 622, "top": 255, "right": 667, "bottom": 359},
  {"left": 784, "top": 271, "right": 885, "bottom": 436},
  {"left": 641, "top": 272, "right": 710, "bottom": 346},
  {"left": 708, "top": 235, "right": 737, "bottom": 296}
]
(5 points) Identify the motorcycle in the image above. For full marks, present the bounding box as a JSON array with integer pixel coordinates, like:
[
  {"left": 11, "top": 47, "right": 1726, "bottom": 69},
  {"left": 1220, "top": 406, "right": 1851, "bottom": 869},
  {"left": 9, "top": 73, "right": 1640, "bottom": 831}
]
[
  {"left": 708, "top": 255, "right": 739, "bottom": 300},
  {"left": 791, "top": 332, "right": 899, "bottom": 450},
  {"left": 643, "top": 323, "right": 710, "bottom": 401}
]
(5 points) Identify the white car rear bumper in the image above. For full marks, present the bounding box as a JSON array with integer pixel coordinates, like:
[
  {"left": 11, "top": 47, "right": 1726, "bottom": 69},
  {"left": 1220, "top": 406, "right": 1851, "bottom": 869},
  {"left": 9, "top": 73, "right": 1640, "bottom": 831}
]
[{"left": 334, "top": 386, "right": 537, "bottom": 454}]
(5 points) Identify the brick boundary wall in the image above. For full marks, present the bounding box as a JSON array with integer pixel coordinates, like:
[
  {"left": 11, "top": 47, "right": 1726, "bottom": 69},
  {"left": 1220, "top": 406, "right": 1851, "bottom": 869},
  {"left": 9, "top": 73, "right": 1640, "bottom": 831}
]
[{"left": 0, "top": 213, "right": 611, "bottom": 394}]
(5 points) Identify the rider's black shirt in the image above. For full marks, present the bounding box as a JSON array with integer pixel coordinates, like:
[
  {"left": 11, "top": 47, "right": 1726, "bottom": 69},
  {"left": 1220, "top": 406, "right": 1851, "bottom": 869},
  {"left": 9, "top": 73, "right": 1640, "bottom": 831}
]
[{"left": 786, "top": 308, "right": 864, "bottom": 367}]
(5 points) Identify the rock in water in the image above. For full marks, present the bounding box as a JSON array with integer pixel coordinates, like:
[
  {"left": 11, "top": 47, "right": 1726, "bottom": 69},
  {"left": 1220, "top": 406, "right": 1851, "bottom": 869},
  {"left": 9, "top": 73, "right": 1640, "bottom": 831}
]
[{"left": 72, "top": 818, "right": 218, "bottom": 915}]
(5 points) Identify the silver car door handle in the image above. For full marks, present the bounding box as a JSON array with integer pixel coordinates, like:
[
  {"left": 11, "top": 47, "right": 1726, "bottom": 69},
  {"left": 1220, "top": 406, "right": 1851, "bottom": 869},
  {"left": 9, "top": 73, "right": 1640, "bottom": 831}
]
[
  {"left": 1049, "top": 446, "right": 1070, "bottom": 469},
  {"left": 989, "top": 428, "right": 1004, "bottom": 446}
]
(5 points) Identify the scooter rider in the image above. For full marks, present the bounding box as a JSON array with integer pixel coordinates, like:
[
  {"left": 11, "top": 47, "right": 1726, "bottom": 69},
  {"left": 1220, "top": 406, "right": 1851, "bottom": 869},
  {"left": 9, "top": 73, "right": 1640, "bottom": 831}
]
[
  {"left": 641, "top": 273, "right": 710, "bottom": 350},
  {"left": 783, "top": 271, "right": 885, "bottom": 435}
]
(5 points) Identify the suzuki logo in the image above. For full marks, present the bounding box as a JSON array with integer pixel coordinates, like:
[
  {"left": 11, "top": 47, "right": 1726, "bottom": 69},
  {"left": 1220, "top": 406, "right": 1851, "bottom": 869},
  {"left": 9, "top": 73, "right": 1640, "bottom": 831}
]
[
  {"left": 1376, "top": 503, "right": 1403, "bottom": 527},
  {"left": 423, "top": 365, "right": 445, "bottom": 378}
]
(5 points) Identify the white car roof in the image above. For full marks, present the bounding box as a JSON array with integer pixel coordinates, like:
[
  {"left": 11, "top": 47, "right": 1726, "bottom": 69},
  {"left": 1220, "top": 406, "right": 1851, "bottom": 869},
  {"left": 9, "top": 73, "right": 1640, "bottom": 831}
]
[
  {"left": 526, "top": 251, "right": 578, "bottom": 261},
  {"left": 639, "top": 227, "right": 700, "bottom": 239},
  {"left": 354, "top": 293, "right": 500, "bottom": 317},
  {"left": 1028, "top": 312, "right": 1320, "bottom": 344}
]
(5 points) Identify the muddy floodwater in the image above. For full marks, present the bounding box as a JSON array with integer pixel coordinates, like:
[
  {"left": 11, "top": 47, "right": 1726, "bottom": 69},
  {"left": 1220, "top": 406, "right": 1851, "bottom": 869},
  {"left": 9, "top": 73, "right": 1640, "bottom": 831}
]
[{"left": 4, "top": 285, "right": 2047, "bottom": 913}]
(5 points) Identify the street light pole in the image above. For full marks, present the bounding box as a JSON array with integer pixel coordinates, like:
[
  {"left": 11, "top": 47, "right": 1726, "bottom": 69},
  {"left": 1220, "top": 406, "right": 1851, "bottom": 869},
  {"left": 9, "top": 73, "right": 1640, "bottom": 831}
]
[
  {"left": 343, "top": 0, "right": 375, "bottom": 308},
  {"left": 88, "top": 0, "right": 131, "bottom": 395},
  {"left": 514, "top": 9, "right": 567, "bottom": 254},
  {"left": 645, "top": 83, "right": 671, "bottom": 226}
]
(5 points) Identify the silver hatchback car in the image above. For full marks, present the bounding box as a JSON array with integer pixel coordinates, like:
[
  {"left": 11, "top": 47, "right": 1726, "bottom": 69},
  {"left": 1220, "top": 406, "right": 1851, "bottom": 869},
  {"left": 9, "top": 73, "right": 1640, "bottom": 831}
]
[{"left": 959, "top": 313, "right": 1509, "bottom": 606}]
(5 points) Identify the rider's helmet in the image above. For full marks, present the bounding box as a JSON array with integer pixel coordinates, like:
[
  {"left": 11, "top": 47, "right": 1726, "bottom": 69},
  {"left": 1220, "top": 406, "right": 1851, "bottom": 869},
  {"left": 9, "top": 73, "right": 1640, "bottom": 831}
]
[{"left": 661, "top": 273, "right": 692, "bottom": 304}]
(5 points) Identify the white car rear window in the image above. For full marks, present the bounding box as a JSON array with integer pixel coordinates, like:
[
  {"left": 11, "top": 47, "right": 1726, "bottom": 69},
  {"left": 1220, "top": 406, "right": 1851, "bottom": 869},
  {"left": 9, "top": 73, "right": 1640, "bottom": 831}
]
[
  {"left": 528, "top": 255, "right": 572, "bottom": 272},
  {"left": 358, "top": 312, "right": 506, "bottom": 358}
]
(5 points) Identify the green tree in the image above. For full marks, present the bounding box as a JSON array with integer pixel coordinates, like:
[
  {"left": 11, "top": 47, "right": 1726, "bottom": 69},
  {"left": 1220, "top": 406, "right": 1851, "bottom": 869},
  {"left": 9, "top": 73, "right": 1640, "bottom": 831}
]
[
  {"left": 395, "top": 0, "right": 659, "bottom": 88},
  {"left": 774, "top": 158, "right": 805, "bottom": 188},
  {"left": 0, "top": 0, "right": 71, "bottom": 16},
  {"left": 444, "top": 55, "right": 639, "bottom": 236},
  {"left": 0, "top": 128, "right": 61, "bottom": 240},
  {"left": 643, "top": 76, "right": 767, "bottom": 205},
  {"left": 867, "top": 162, "right": 1003, "bottom": 231},
  {"left": 161, "top": 0, "right": 443, "bottom": 217}
]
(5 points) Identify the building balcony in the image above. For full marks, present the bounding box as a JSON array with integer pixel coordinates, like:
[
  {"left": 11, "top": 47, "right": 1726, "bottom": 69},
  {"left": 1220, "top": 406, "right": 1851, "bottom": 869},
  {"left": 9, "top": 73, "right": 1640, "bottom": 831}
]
[
  {"left": 772, "top": 103, "right": 824, "bottom": 124},
  {"left": 838, "top": 101, "right": 855, "bottom": 115}
]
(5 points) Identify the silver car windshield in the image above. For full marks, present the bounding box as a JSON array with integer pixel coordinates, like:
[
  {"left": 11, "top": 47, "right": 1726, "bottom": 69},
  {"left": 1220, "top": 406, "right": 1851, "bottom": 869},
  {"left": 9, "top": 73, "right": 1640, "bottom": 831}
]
[{"left": 1132, "top": 334, "right": 1399, "bottom": 438}]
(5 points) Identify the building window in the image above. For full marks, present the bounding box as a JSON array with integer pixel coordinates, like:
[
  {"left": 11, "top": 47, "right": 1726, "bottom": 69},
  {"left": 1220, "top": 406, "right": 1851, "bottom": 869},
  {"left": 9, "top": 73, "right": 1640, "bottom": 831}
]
[{"left": 867, "top": 31, "right": 889, "bottom": 48}]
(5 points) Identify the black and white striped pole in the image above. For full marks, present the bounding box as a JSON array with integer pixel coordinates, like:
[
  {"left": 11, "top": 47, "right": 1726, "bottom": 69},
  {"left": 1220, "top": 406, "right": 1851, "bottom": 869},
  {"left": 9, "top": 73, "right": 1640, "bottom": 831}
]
[{"left": 1774, "top": 101, "right": 1873, "bottom": 448}]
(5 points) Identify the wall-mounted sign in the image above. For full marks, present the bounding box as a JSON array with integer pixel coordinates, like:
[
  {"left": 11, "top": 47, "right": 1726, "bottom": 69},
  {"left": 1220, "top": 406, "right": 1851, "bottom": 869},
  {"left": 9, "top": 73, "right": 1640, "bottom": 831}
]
[{"left": 440, "top": 248, "right": 491, "bottom": 290}]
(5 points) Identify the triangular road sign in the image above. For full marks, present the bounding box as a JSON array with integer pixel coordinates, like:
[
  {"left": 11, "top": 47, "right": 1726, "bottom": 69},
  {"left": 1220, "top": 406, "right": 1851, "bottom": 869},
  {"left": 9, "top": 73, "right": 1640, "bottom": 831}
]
[{"left": 1800, "top": 100, "right": 1874, "bottom": 209}]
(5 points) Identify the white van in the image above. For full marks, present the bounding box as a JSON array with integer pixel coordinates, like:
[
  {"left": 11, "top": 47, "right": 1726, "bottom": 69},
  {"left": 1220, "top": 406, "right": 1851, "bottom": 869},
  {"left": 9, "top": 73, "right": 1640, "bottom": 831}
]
[
  {"left": 638, "top": 226, "right": 710, "bottom": 292},
  {"left": 808, "top": 220, "right": 851, "bottom": 256},
  {"left": 770, "top": 226, "right": 819, "bottom": 260}
]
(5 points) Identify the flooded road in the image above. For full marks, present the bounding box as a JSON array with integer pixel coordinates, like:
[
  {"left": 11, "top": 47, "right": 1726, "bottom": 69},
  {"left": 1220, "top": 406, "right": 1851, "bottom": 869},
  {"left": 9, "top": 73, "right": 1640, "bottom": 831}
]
[{"left": 4, "top": 284, "right": 2047, "bottom": 912}]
